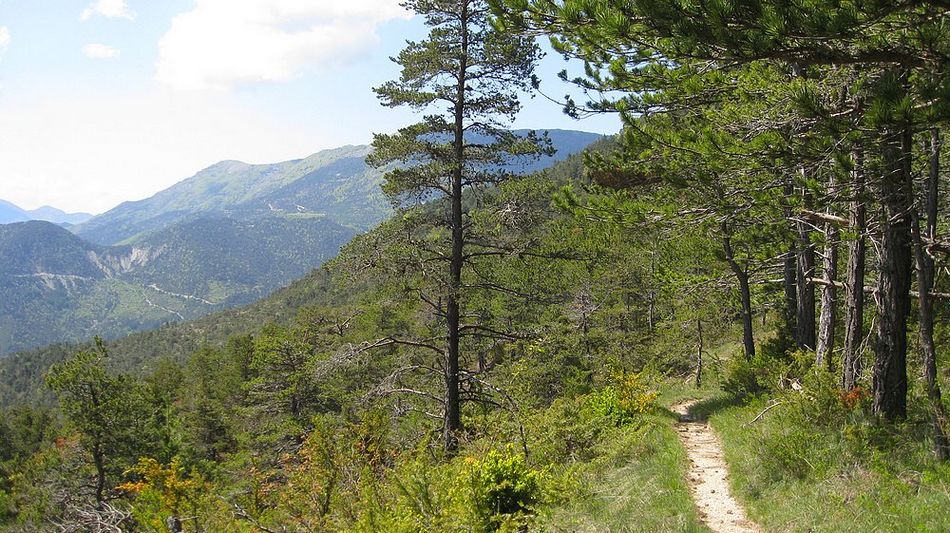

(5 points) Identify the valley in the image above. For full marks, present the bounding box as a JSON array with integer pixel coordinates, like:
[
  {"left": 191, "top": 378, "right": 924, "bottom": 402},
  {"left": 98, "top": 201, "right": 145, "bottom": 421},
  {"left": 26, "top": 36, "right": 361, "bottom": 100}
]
[{"left": 0, "top": 131, "right": 600, "bottom": 356}]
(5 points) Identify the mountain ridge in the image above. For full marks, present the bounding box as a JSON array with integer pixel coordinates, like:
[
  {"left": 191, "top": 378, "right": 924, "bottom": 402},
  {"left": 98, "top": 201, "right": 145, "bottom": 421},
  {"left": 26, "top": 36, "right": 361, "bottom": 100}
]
[
  {"left": 0, "top": 200, "right": 93, "bottom": 225},
  {"left": 0, "top": 130, "right": 602, "bottom": 357},
  {"left": 0, "top": 216, "right": 354, "bottom": 356},
  {"left": 73, "top": 130, "right": 602, "bottom": 245}
]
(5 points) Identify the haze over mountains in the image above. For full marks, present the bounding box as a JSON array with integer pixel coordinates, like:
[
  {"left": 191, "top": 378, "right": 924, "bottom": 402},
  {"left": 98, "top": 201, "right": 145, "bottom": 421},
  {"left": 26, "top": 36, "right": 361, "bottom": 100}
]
[
  {"left": 0, "top": 199, "right": 93, "bottom": 226},
  {"left": 0, "top": 130, "right": 601, "bottom": 356}
]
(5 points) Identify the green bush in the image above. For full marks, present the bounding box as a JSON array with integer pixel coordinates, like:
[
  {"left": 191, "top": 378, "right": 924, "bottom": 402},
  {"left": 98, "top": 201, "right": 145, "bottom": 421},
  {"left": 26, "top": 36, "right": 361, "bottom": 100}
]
[
  {"left": 468, "top": 449, "right": 543, "bottom": 532},
  {"left": 722, "top": 349, "right": 817, "bottom": 398},
  {"left": 586, "top": 371, "right": 658, "bottom": 426},
  {"left": 721, "top": 353, "right": 767, "bottom": 397},
  {"left": 755, "top": 367, "right": 871, "bottom": 482}
]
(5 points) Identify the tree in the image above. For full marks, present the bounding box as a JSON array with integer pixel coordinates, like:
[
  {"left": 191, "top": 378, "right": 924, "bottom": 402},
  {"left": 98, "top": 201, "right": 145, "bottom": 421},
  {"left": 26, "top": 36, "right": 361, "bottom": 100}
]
[
  {"left": 45, "top": 339, "right": 153, "bottom": 504},
  {"left": 368, "top": 0, "right": 547, "bottom": 451},
  {"left": 496, "top": 0, "right": 949, "bottom": 423}
]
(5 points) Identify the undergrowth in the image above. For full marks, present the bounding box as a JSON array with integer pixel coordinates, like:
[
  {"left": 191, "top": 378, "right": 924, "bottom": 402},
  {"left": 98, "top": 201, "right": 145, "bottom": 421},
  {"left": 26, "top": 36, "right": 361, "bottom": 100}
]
[{"left": 707, "top": 359, "right": 950, "bottom": 532}]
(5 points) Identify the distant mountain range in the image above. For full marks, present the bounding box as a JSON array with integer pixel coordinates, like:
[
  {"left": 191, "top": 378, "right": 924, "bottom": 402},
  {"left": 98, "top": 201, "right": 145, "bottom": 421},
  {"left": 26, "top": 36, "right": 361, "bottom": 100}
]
[
  {"left": 72, "top": 130, "right": 600, "bottom": 246},
  {"left": 0, "top": 199, "right": 93, "bottom": 226},
  {"left": 0, "top": 129, "right": 602, "bottom": 356}
]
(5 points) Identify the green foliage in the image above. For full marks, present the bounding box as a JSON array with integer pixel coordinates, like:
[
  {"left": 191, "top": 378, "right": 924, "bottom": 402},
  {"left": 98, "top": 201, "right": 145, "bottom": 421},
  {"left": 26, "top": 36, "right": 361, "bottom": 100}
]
[
  {"left": 45, "top": 339, "right": 160, "bottom": 499},
  {"left": 709, "top": 376, "right": 950, "bottom": 531},
  {"left": 587, "top": 371, "right": 658, "bottom": 426},
  {"left": 119, "top": 456, "right": 209, "bottom": 532},
  {"left": 467, "top": 448, "right": 542, "bottom": 531},
  {"left": 721, "top": 353, "right": 768, "bottom": 397}
]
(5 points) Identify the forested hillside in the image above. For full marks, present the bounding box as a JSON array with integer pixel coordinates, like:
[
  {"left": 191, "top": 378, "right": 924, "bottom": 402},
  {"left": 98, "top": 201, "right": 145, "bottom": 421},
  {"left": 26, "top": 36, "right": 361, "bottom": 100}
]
[
  {"left": 0, "top": 1, "right": 947, "bottom": 532},
  {"left": 0, "top": 217, "right": 354, "bottom": 356},
  {"left": 0, "top": 133, "right": 598, "bottom": 357}
]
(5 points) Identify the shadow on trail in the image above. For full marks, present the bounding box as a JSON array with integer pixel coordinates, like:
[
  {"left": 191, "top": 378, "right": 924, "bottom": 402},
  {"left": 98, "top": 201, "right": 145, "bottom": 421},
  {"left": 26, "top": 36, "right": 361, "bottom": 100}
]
[{"left": 672, "top": 394, "right": 745, "bottom": 422}]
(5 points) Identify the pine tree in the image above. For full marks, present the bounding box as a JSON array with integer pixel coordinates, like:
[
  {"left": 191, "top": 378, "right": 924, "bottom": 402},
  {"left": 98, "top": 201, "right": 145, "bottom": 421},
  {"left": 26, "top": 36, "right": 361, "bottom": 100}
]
[{"left": 369, "top": 0, "right": 547, "bottom": 451}]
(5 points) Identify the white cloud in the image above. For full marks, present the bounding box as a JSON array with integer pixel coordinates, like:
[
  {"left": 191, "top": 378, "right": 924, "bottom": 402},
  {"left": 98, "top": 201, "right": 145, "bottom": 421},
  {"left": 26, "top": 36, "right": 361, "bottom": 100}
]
[
  {"left": 0, "top": 26, "right": 10, "bottom": 61},
  {"left": 155, "top": 0, "right": 411, "bottom": 91},
  {"left": 83, "top": 43, "right": 120, "bottom": 59},
  {"left": 80, "top": 0, "right": 135, "bottom": 21}
]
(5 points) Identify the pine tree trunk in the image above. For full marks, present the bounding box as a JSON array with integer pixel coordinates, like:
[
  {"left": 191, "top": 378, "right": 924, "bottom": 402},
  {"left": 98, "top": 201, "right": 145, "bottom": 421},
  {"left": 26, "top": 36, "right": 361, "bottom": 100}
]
[
  {"left": 444, "top": 3, "right": 469, "bottom": 452},
  {"left": 843, "top": 149, "right": 866, "bottom": 390},
  {"left": 796, "top": 182, "right": 817, "bottom": 351},
  {"left": 695, "top": 318, "right": 703, "bottom": 388},
  {"left": 914, "top": 129, "right": 948, "bottom": 459},
  {"left": 93, "top": 441, "right": 106, "bottom": 505},
  {"left": 721, "top": 223, "right": 755, "bottom": 360},
  {"left": 783, "top": 176, "right": 799, "bottom": 345},
  {"left": 873, "top": 127, "right": 912, "bottom": 420},
  {"left": 816, "top": 174, "right": 838, "bottom": 371}
]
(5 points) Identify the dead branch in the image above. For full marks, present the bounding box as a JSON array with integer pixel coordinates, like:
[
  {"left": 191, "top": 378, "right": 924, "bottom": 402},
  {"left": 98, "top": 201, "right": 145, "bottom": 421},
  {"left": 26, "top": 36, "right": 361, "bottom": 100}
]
[{"left": 744, "top": 400, "right": 784, "bottom": 426}]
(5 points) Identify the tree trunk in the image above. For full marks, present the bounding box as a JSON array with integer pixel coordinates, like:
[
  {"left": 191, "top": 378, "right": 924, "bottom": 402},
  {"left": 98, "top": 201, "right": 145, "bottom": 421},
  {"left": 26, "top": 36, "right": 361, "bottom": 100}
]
[
  {"left": 783, "top": 177, "right": 799, "bottom": 344},
  {"left": 167, "top": 516, "right": 183, "bottom": 533},
  {"left": 843, "top": 149, "right": 866, "bottom": 390},
  {"left": 695, "top": 318, "right": 703, "bottom": 388},
  {"left": 913, "top": 129, "right": 949, "bottom": 459},
  {"left": 796, "top": 182, "right": 817, "bottom": 351},
  {"left": 721, "top": 223, "right": 755, "bottom": 360},
  {"left": 93, "top": 441, "right": 106, "bottom": 505},
  {"left": 444, "top": 4, "right": 469, "bottom": 452},
  {"left": 648, "top": 243, "right": 657, "bottom": 333},
  {"left": 816, "top": 175, "right": 839, "bottom": 371},
  {"left": 872, "top": 127, "right": 913, "bottom": 420}
]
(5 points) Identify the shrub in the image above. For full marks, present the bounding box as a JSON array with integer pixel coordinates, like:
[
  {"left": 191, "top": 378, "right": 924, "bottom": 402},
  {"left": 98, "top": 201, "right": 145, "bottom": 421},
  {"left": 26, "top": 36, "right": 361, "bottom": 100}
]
[
  {"left": 721, "top": 353, "right": 767, "bottom": 397},
  {"left": 587, "top": 371, "right": 658, "bottom": 426},
  {"left": 722, "top": 349, "right": 817, "bottom": 398},
  {"left": 468, "top": 448, "right": 543, "bottom": 531}
]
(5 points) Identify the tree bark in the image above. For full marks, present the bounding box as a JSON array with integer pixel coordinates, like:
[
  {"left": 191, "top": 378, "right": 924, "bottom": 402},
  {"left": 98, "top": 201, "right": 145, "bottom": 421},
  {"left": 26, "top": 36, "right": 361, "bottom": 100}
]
[
  {"left": 444, "top": 2, "right": 469, "bottom": 452},
  {"left": 913, "top": 129, "right": 948, "bottom": 459},
  {"left": 721, "top": 222, "right": 755, "bottom": 360},
  {"left": 796, "top": 180, "right": 817, "bottom": 351},
  {"left": 816, "top": 175, "right": 839, "bottom": 371},
  {"left": 843, "top": 149, "right": 866, "bottom": 390},
  {"left": 873, "top": 127, "right": 913, "bottom": 420},
  {"left": 93, "top": 441, "right": 106, "bottom": 505},
  {"left": 783, "top": 176, "right": 799, "bottom": 344},
  {"left": 695, "top": 318, "right": 703, "bottom": 388}
]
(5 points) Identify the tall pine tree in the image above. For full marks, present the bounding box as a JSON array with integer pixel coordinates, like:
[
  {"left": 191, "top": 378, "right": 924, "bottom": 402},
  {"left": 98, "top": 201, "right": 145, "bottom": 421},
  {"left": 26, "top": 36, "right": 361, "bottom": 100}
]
[{"left": 369, "top": 0, "right": 547, "bottom": 451}]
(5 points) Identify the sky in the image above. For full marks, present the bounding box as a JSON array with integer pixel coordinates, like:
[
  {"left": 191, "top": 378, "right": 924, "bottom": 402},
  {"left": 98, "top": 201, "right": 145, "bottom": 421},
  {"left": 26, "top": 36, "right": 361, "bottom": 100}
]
[{"left": 0, "top": 0, "right": 620, "bottom": 215}]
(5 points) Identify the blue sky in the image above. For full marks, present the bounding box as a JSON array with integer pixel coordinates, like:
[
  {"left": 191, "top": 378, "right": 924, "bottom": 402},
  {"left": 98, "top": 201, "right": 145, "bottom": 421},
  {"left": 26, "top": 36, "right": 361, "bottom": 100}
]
[{"left": 0, "top": 1, "right": 620, "bottom": 214}]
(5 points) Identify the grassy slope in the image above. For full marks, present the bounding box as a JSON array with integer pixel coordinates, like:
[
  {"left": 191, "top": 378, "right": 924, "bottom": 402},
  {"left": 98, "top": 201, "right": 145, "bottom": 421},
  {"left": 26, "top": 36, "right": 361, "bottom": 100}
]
[
  {"left": 542, "top": 321, "right": 950, "bottom": 533},
  {"left": 670, "top": 330, "right": 950, "bottom": 533},
  {"left": 708, "top": 396, "right": 950, "bottom": 532},
  {"left": 537, "top": 411, "right": 709, "bottom": 532}
]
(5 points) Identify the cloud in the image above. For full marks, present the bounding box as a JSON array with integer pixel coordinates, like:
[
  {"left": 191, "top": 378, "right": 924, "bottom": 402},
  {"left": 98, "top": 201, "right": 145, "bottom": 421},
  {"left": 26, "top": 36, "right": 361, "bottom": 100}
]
[
  {"left": 80, "top": 0, "right": 135, "bottom": 21},
  {"left": 83, "top": 43, "right": 120, "bottom": 59},
  {"left": 155, "top": 0, "right": 411, "bottom": 91},
  {"left": 0, "top": 26, "right": 9, "bottom": 61}
]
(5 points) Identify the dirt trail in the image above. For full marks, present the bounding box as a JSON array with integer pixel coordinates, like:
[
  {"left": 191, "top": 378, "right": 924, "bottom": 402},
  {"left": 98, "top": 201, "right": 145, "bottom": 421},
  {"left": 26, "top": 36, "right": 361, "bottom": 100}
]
[{"left": 672, "top": 400, "right": 759, "bottom": 533}]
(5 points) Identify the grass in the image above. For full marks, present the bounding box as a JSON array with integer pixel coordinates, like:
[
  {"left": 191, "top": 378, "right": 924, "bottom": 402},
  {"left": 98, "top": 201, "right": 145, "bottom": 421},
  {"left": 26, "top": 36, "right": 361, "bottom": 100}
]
[
  {"left": 708, "top": 395, "right": 950, "bottom": 532},
  {"left": 681, "top": 375, "right": 950, "bottom": 533},
  {"left": 535, "top": 412, "right": 710, "bottom": 532}
]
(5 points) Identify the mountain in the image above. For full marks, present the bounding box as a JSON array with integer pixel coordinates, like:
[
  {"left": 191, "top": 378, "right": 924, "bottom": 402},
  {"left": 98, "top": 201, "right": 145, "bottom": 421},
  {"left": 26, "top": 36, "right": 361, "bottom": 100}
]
[
  {"left": 27, "top": 205, "right": 94, "bottom": 225},
  {"left": 0, "top": 200, "right": 31, "bottom": 224},
  {"left": 0, "top": 217, "right": 353, "bottom": 356},
  {"left": 0, "top": 130, "right": 601, "bottom": 357},
  {"left": 0, "top": 134, "right": 612, "bottom": 404},
  {"left": 0, "top": 199, "right": 94, "bottom": 225},
  {"left": 73, "top": 130, "right": 603, "bottom": 246}
]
